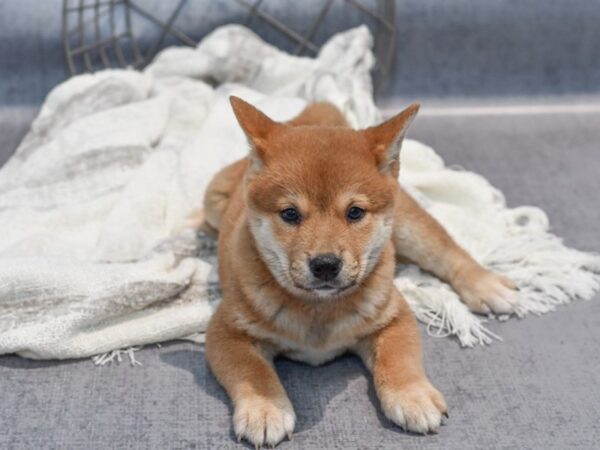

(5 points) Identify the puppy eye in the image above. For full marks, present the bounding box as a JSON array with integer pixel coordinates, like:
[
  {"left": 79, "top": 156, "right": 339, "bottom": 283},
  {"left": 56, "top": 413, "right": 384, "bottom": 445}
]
[
  {"left": 280, "top": 207, "right": 301, "bottom": 224},
  {"left": 347, "top": 206, "right": 366, "bottom": 222}
]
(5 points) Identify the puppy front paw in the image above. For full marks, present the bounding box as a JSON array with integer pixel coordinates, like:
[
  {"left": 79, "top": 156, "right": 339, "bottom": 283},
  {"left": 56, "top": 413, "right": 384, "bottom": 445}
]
[
  {"left": 454, "top": 266, "right": 518, "bottom": 315},
  {"left": 233, "top": 395, "right": 295, "bottom": 448},
  {"left": 378, "top": 379, "right": 448, "bottom": 434}
]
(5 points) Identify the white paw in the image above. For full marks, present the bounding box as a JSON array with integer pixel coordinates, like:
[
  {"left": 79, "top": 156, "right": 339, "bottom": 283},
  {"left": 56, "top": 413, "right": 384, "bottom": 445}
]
[
  {"left": 379, "top": 380, "right": 448, "bottom": 434},
  {"left": 455, "top": 269, "right": 518, "bottom": 315},
  {"left": 233, "top": 396, "right": 295, "bottom": 448}
]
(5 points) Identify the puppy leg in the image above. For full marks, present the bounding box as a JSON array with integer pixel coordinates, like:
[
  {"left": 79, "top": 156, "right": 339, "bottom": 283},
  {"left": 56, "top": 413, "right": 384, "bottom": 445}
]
[
  {"left": 205, "top": 309, "right": 295, "bottom": 447},
  {"left": 393, "top": 187, "right": 517, "bottom": 314},
  {"left": 354, "top": 294, "right": 447, "bottom": 433}
]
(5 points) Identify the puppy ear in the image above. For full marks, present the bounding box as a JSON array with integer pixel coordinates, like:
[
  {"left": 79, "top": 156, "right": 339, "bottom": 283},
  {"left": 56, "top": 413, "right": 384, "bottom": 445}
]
[
  {"left": 365, "top": 103, "right": 419, "bottom": 174},
  {"left": 230, "top": 96, "right": 280, "bottom": 169}
]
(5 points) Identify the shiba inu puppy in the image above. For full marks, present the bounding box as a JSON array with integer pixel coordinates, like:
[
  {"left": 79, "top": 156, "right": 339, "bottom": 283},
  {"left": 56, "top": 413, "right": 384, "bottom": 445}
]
[{"left": 199, "top": 97, "right": 517, "bottom": 447}]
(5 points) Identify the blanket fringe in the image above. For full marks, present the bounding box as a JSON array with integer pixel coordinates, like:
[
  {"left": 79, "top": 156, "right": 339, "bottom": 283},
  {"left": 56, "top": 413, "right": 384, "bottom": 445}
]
[
  {"left": 397, "top": 215, "right": 600, "bottom": 347},
  {"left": 92, "top": 346, "right": 143, "bottom": 366},
  {"left": 396, "top": 269, "right": 501, "bottom": 347},
  {"left": 485, "top": 228, "right": 600, "bottom": 318}
]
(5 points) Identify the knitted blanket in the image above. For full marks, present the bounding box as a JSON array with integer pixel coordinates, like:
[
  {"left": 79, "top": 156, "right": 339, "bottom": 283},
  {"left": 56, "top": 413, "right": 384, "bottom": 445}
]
[{"left": 1, "top": 25, "right": 598, "bottom": 361}]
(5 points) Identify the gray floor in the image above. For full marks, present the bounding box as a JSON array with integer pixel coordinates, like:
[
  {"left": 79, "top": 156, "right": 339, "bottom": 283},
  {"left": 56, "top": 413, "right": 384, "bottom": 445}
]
[{"left": 1, "top": 107, "right": 599, "bottom": 449}]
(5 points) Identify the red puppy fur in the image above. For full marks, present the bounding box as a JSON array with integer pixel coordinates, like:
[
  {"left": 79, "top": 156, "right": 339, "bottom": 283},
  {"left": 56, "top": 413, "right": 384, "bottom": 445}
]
[{"left": 199, "top": 97, "right": 517, "bottom": 447}]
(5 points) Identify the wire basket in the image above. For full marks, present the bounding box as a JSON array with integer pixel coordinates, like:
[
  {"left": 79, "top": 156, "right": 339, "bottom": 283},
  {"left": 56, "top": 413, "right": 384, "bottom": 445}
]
[{"left": 62, "top": 0, "right": 396, "bottom": 94}]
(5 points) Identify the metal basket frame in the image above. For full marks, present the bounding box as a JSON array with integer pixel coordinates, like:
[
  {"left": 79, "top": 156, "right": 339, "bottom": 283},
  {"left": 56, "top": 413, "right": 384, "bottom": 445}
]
[{"left": 62, "top": 0, "right": 395, "bottom": 92}]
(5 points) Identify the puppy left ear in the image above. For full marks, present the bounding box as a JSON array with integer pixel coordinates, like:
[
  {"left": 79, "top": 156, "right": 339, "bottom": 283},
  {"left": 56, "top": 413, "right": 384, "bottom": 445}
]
[
  {"left": 230, "top": 96, "right": 281, "bottom": 171},
  {"left": 365, "top": 103, "right": 419, "bottom": 174}
]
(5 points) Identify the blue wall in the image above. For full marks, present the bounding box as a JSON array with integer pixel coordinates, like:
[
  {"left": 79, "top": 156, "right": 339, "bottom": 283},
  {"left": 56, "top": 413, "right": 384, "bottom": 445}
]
[{"left": 1, "top": 0, "right": 599, "bottom": 105}]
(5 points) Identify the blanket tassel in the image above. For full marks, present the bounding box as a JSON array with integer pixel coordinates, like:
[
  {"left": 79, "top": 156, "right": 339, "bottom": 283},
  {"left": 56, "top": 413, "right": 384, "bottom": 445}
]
[{"left": 92, "top": 346, "right": 143, "bottom": 366}]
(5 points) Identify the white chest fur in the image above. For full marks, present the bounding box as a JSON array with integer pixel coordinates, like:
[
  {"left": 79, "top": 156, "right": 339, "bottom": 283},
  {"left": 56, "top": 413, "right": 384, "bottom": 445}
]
[
  {"left": 265, "top": 311, "right": 364, "bottom": 365},
  {"left": 239, "top": 282, "right": 396, "bottom": 366},
  {"left": 282, "top": 343, "right": 351, "bottom": 366}
]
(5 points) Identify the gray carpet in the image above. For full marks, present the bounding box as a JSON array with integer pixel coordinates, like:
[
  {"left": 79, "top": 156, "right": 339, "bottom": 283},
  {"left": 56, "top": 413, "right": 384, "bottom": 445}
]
[{"left": 1, "top": 109, "right": 598, "bottom": 450}]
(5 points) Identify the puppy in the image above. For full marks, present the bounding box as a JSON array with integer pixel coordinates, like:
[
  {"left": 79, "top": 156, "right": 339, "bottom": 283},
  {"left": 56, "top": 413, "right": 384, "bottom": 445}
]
[{"left": 199, "top": 97, "right": 517, "bottom": 447}]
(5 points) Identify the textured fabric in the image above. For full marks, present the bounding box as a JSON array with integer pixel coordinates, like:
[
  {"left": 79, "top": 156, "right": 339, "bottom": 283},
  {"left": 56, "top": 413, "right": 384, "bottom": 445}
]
[
  {"left": 2, "top": 25, "right": 599, "bottom": 360},
  {"left": 0, "top": 25, "right": 379, "bottom": 360},
  {"left": 1, "top": 108, "right": 599, "bottom": 450},
  {"left": 2, "top": 24, "right": 600, "bottom": 360}
]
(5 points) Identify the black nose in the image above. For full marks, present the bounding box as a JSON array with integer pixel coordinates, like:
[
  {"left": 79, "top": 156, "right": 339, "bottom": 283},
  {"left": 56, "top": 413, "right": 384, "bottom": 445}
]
[{"left": 309, "top": 254, "right": 343, "bottom": 281}]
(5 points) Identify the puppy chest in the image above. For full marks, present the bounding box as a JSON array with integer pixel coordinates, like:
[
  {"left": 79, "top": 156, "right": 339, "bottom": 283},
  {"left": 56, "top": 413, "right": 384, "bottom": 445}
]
[
  {"left": 267, "top": 307, "right": 375, "bottom": 365},
  {"left": 281, "top": 342, "right": 351, "bottom": 366},
  {"left": 275, "top": 322, "right": 362, "bottom": 365}
]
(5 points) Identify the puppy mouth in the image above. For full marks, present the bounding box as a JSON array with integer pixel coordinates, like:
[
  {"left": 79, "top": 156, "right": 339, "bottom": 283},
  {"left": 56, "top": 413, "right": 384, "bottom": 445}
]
[{"left": 293, "top": 281, "right": 357, "bottom": 295}]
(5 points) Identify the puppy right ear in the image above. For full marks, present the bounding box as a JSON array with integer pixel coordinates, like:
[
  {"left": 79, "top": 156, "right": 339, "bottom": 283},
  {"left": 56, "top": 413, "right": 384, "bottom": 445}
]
[
  {"left": 230, "top": 96, "right": 279, "bottom": 170},
  {"left": 365, "top": 103, "right": 419, "bottom": 175}
]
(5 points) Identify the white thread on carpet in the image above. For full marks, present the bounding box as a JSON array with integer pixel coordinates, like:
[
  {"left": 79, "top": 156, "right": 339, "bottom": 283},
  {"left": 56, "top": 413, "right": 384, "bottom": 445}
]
[{"left": 92, "top": 346, "right": 143, "bottom": 366}]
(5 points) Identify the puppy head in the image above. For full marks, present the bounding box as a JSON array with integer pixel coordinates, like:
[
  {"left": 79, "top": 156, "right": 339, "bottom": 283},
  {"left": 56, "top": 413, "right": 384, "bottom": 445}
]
[{"left": 230, "top": 96, "right": 418, "bottom": 300}]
